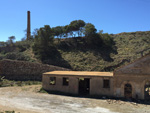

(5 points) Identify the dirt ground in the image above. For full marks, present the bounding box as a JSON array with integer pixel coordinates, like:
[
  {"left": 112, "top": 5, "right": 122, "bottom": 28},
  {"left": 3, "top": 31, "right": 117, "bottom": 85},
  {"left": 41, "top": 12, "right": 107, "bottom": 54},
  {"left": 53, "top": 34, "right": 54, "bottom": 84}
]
[{"left": 0, "top": 85, "right": 150, "bottom": 113}]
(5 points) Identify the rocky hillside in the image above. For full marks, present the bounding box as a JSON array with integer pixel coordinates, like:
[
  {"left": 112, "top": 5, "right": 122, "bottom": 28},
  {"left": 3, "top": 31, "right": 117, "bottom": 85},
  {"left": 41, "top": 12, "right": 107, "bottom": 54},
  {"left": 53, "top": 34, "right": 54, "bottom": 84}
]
[
  {"left": 1, "top": 31, "right": 150, "bottom": 72},
  {"left": 59, "top": 31, "right": 150, "bottom": 71}
]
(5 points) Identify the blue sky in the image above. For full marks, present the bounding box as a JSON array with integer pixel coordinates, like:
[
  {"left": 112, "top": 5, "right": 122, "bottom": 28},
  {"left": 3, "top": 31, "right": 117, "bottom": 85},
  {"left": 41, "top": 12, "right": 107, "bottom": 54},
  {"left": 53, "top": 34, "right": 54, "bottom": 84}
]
[{"left": 0, "top": 0, "right": 150, "bottom": 41}]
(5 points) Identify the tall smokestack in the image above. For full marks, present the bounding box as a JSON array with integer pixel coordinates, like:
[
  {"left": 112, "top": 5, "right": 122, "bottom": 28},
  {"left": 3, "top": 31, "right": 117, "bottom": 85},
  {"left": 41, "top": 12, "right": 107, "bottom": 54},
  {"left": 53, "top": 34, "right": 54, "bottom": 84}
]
[{"left": 27, "top": 11, "right": 31, "bottom": 40}]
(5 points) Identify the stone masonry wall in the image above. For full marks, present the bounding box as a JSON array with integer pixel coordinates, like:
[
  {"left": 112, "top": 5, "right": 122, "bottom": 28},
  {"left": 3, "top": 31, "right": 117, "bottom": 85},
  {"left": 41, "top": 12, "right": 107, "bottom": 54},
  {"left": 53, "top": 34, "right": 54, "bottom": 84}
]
[{"left": 0, "top": 59, "right": 70, "bottom": 81}]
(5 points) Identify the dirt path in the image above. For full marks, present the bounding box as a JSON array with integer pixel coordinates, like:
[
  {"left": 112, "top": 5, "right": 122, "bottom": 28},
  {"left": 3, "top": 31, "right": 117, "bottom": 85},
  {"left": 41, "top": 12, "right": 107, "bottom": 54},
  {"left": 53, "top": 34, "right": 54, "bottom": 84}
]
[{"left": 0, "top": 85, "right": 150, "bottom": 113}]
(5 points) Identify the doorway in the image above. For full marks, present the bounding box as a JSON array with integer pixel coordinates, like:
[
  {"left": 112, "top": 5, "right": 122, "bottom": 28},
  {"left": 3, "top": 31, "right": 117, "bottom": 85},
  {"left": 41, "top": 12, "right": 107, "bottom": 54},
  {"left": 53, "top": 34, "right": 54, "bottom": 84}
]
[
  {"left": 144, "top": 81, "right": 150, "bottom": 100},
  {"left": 78, "top": 78, "right": 90, "bottom": 95},
  {"left": 124, "top": 83, "right": 132, "bottom": 98}
]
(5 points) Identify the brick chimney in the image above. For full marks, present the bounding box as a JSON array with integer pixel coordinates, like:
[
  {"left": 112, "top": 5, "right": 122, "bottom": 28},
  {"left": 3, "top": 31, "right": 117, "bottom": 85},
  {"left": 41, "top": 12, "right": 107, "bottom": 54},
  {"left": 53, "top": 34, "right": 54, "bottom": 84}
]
[{"left": 27, "top": 11, "right": 31, "bottom": 40}]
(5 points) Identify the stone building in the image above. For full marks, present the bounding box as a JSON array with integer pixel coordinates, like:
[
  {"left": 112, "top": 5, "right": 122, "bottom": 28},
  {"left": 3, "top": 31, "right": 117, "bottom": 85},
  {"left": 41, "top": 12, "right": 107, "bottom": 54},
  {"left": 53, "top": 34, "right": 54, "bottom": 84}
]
[
  {"left": 114, "top": 55, "right": 150, "bottom": 100},
  {"left": 42, "top": 71, "right": 114, "bottom": 96},
  {"left": 42, "top": 55, "right": 150, "bottom": 100}
]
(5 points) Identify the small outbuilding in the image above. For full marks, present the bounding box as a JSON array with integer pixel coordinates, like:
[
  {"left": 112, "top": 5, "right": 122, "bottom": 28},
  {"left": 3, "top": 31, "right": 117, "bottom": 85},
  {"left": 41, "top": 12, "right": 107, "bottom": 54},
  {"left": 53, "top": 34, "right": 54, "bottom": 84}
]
[
  {"left": 42, "top": 71, "right": 114, "bottom": 96},
  {"left": 42, "top": 54, "right": 150, "bottom": 100}
]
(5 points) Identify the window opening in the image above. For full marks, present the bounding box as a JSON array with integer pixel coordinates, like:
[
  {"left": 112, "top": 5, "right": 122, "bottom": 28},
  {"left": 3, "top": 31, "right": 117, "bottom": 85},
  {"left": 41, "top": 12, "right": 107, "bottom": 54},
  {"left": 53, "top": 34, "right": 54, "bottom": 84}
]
[
  {"left": 63, "top": 77, "right": 69, "bottom": 86},
  {"left": 50, "top": 77, "right": 56, "bottom": 85},
  {"left": 103, "top": 79, "right": 110, "bottom": 88}
]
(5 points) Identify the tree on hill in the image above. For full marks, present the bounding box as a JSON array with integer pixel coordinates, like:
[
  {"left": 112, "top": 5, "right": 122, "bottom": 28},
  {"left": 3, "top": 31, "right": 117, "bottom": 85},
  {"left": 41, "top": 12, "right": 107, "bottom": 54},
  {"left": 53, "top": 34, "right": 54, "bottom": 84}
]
[
  {"left": 7, "top": 36, "right": 16, "bottom": 46},
  {"left": 32, "top": 25, "right": 55, "bottom": 61},
  {"left": 32, "top": 28, "right": 39, "bottom": 38},
  {"left": 83, "top": 23, "right": 103, "bottom": 46},
  {"left": 102, "top": 33, "right": 114, "bottom": 48},
  {"left": 63, "top": 25, "right": 70, "bottom": 38},
  {"left": 52, "top": 26, "right": 63, "bottom": 38},
  {"left": 77, "top": 20, "right": 86, "bottom": 37},
  {"left": 52, "top": 20, "right": 86, "bottom": 38},
  {"left": 84, "top": 23, "right": 97, "bottom": 37},
  {"left": 68, "top": 20, "right": 85, "bottom": 37},
  {"left": 98, "top": 31, "right": 114, "bottom": 48}
]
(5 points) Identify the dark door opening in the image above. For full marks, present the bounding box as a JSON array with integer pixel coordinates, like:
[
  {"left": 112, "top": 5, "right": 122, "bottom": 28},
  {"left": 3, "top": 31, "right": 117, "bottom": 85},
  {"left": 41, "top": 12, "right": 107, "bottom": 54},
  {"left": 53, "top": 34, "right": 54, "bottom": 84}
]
[
  {"left": 78, "top": 78, "right": 90, "bottom": 95},
  {"left": 144, "top": 81, "right": 150, "bottom": 100},
  {"left": 124, "top": 83, "right": 132, "bottom": 98}
]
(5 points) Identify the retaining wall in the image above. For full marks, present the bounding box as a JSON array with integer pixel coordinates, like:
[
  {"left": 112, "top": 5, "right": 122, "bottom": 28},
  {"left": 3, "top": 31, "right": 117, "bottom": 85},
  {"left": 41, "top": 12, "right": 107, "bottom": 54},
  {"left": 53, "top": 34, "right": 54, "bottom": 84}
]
[{"left": 0, "top": 59, "right": 70, "bottom": 81}]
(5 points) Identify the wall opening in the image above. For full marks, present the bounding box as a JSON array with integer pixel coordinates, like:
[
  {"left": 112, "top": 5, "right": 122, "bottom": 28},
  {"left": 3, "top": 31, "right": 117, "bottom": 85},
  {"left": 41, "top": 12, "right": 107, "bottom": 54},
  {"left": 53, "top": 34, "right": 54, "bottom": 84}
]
[
  {"left": 124, "top": 83, "right": 132, "bottom": 98},
  {"left": 103, "top": 79, "right": 110, "bottom": 88},
  {"left": 144, "top": 81, "right": 150, "bottom": 100},
  {"left": 63, "top": 77, "right": 69, "bottom": 86},
  {"left": 50, "top": 77, "right": 56, "bottom": 85},
  {"left": 78, "top": 78, "right": 90, "bottom": 95}
]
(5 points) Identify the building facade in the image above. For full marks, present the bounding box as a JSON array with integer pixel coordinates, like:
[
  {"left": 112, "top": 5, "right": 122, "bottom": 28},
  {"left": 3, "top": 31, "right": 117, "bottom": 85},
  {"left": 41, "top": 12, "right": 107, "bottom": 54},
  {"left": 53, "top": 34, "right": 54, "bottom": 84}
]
[
  {"left": 42, "top": 71, "right": 114, "bottom": 97},
  {"left": 42, "top": 55, "right": 150, "bottom": 100},
  {"left": 114, "top": 55, "right": 150, "bottom": 100}
]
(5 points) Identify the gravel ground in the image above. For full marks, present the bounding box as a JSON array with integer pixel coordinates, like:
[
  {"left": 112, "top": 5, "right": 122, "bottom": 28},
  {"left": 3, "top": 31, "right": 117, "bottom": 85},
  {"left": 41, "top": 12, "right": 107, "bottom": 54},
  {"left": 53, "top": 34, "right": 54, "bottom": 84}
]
[{"left": 0, "top": 85, "right": 150, "bottom": 113}]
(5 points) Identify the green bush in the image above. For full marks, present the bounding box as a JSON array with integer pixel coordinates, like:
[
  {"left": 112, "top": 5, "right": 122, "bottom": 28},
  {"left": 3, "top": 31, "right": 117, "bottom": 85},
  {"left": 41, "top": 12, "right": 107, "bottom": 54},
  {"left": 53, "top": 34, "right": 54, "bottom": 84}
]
[
  {"left": 39, "top": 87, "right": 48, "bottom": 93},
  {"left": 5, "top": 52, "right": 30, "bottom": 61},
  {"left": 101, "top": 33, "right": 114, "bottom": 48},
  {"left": 14, "top": 40, "right": 32, "bottom": 52}
]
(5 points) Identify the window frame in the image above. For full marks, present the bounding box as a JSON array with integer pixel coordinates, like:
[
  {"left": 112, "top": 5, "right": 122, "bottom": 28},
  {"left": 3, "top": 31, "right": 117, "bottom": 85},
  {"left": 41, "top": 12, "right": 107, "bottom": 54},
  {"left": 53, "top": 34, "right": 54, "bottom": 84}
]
[
  {"left": 49, "top": 77, "right": 56, "bottom": 85},
  {"left": 63, "top": 77, "right": 69, "bottom": 86},
  {"left": 103, "top": 79, "right": 110, "bottom": 88}
]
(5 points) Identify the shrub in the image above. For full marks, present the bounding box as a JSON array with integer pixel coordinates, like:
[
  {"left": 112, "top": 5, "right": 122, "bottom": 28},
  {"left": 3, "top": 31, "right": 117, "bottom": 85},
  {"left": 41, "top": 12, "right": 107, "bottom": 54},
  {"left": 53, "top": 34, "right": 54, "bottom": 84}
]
[
  {"left": 5, "top": 52, "right": 30, "bottom": 61},
  {"left": 14, "top": 40, "right": 32, "bottom": 52}
]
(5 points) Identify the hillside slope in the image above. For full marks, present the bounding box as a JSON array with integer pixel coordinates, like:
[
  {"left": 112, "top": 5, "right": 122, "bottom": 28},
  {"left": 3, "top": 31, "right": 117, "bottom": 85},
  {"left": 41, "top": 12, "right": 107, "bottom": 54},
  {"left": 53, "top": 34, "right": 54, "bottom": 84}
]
[
  {"left": 59, "top": 31, "right": 150, "bottom": 71},
  {"left": 1, "top": 31, "right": 150, "bottom": 71}
]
